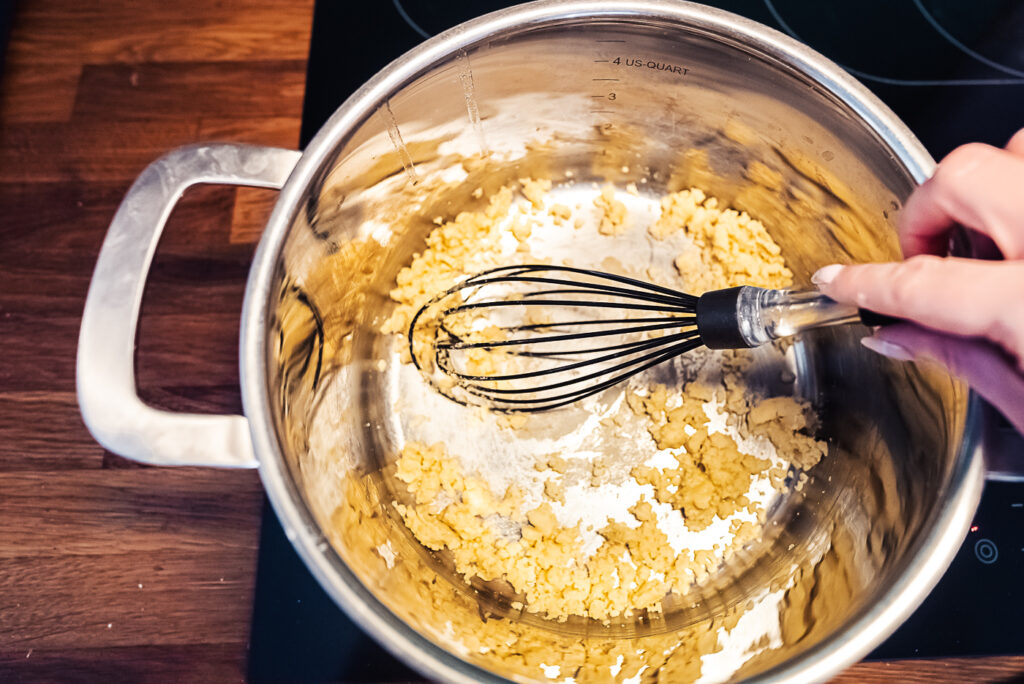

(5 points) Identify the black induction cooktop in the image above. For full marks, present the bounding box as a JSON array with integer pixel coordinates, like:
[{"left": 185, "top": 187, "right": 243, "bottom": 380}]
[{"left": 248, "top": 2, "right": 1024, "bottom": 681}]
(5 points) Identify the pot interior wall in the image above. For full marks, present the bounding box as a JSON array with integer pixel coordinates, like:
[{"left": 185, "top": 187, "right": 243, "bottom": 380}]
[{"left": 263, "top": 12, "right": 967, "bottom": 682}]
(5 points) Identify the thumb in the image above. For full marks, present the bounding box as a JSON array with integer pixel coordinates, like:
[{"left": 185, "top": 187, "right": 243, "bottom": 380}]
[{"left": 861, "top": 323, "right": 1024, "bottom": 436}]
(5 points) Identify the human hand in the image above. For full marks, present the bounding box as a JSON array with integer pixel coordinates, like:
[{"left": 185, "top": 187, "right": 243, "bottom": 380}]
[{"left": 812, "top": 128, "right": 1024, "bottom": 435}]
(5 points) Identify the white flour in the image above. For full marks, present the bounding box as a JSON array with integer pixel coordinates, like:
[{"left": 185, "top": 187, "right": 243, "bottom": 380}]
[{"left": 695, "top": 587, "right": 787, "bottom": 684}]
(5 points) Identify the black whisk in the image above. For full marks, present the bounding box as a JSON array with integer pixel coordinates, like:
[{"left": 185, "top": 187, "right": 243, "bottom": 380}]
[{"left": 408, "top": 265, "right": 890, "bottom": 411}]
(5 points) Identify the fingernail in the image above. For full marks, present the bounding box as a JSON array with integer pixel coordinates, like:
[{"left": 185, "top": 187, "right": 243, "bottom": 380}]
[
  {"left": 811, "top": 264, "right": 844, "bottom": 286},
  {"left": 861, "top": 336, "right": 915, "bottom": 361}
]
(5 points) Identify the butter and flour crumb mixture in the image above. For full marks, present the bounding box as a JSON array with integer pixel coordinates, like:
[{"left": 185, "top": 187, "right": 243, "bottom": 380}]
[
  {"left": 651, "top": 188, "right": 792, "bottom": 294},
  {"left": 380, "top": 185, "right": 517, "bottom": 343},
  {"left": 380, "top": 179, "right": 826, "bottom": 626}
]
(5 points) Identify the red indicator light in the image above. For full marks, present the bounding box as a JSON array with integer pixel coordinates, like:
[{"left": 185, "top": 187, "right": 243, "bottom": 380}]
[{"left": 970, "top": 525, "right": 979, "bottom": 532}]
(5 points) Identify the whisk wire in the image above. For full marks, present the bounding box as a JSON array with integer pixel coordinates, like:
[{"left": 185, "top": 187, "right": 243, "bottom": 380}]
[
  {"left": 438, "top": 318, "right": 697, "bottom": 350},
  {"left": 445, "top": 329, "right": 702, "bottom": 383},
  {"left": 511, "top": 316, "right": 688, "bottom": 331},
  {"left": 456, "top": 337, "right": 705, "bottom": 410},
  {"left": 409, "top": 264, "right": 707, "bottom": 411},
  {"left": 462, "top": 263, "right": 699, "bottom": 302},
  {"left": 466, "top": 329, "right": 701, "bottom": 360},
  {"left": 442, "top": 297, "right": 696, "bottom": 315}
]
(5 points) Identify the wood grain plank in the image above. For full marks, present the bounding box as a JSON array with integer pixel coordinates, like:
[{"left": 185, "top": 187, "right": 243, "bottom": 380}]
[
  {"left": 0, "top": 182, "right": 123, "bottom": 255},
  {"left": 198, "top": 115, "right": 303, "bottom": 148},
  {"left": 135, "top": 313, "right": 248, "bottom": 389},
  {"left": 0, "top": 64, "right": 80, "bottom": 124},
  {"left": 0, "top": 644, "right": 248, "bottom": 684},
  {"left": 0, "top": 120, "right": 200, "bottom": 183},
  {"left": 0, "top": 181, "right": 118, "bottom": 332},
  {"left": 0, "top": 469, "right": 262, "bottom": 559},
  {"left": 0, "top": 393, "right": 103, "bottom": 470},
  {"left": 230, "top": 186, "right": 280, "bottom": 244},
  {"left": 0, "top": 182, "right": 243, "bottom": 315},
  {"left": 0, "top": 548, "right": 259, "bottom": 649},
  {"left": 0, "top": 310, "right": 245, "bottom": 396},
  {"left": 833, "top": 656, "right": 1024, "bottom": 683},
  {"left": 154, "top": 184, "right": 238, "bottom": 251},
  {"left": 139, "top": 262, "right": 253, "bottom": 318},
  {"left": 0, "top": 316, "right": 82, "bottom": 392},
  {"left": 1, "top": 0, "right": 312, "bottom": 125},
  {"left": 72, "top": 61, "right": 307, "bottom": 122},
  {"left": 6, "top": 0, "right": 313, "bottom": 65}
]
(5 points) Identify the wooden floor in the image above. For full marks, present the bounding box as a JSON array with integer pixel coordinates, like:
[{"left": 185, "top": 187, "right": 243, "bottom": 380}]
[{"left": 0, "top": 1, "right": 1021, "bottom": 682}]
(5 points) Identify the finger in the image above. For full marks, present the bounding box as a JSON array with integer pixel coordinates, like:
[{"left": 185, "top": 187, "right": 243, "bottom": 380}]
[
  {"left": 899, "top": 142, "right": 1024, "bottom": 259},
  {"left": 813, "top": 257, "right": 1024, "bottom": 364},
  {"left": 1005, "top": 127, "right": 1024, "bottom": 157},
  {"left": 861, "top": 324, "right": 1024, "bottom": 436}
]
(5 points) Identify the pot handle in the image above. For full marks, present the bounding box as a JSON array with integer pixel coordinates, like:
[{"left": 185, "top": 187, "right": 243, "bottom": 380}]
[{"left": 77, "top": 143, "right": 302, "bottom": 468}]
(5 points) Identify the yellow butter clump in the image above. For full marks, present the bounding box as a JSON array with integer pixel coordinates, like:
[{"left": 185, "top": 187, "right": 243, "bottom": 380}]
[{"left": 651, "top": 188, "right": 793, "bottom": 293}]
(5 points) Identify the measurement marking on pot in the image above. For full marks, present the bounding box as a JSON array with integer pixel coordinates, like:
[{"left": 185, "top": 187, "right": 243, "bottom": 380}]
[
  {"left": 593, "top": 40, "right": 623, "bottom": 132},
  {"left": 379, "top": 100, "right": 418, "bottom": 184},
  {"left": 610, "top": 56, "right": 690, "bottom": 76},
  {"left": 1012, "top": 502, "right": 1023, "bottom": 508},
  {"left": 456, "top": 49, "right": 488, "bottom": 156}
]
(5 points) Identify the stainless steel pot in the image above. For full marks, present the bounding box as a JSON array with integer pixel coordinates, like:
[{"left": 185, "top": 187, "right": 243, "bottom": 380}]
[{"left": 78, "top": 1, "right": 999, "bottom": 681}]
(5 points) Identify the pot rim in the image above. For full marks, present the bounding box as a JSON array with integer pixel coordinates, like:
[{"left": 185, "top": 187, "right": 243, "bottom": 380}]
[{"left": 239, "top": 2, "right": 984, "bottom": 682}]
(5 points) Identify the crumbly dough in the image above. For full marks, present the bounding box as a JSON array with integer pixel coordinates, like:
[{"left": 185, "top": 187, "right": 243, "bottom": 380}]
[
  {"left": 393, "top": 440, "right": 763, "bottom": 623},
  {"left": 521, "top": 177, "right": 552, "bottom": 209},
  {"left": 744, "top": 396, "right": 827, "bottom": 470},
  {"left": 330, "top": 465, "right": 752, "bottom": 684},
  {"left": 594, "top": 184, "right": 628, "bottom": 235},
  {"left": 628, "top": 383, "right": 769, "bottom": 531},
  {"left": 382, "top": 180, "right": 826, "bottom": 625},
  {"left": 651, "top": 188, "right": 793, "bottom": 294},
  {"left": 381, "top": 186, "right": 517, "bottom": 342}
]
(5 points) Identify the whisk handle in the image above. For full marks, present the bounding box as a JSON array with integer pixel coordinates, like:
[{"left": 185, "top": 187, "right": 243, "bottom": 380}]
[
  {"left": 697, "top": 286, "right": 897, "bottom": 349},
  {"left": 857, "top": 309, "right": 900, "bottom": 327}
]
